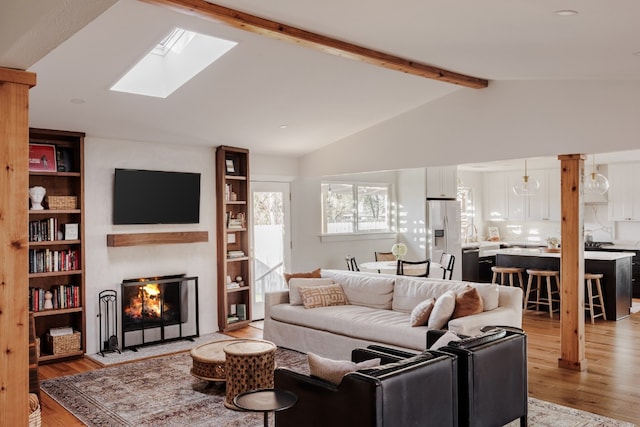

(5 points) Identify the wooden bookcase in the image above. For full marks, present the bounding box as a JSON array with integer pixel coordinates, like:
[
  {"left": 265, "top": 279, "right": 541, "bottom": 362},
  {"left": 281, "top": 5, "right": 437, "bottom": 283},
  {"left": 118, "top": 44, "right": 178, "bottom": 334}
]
[
  {"left": 28, "top": 128, "right": 86, "bottom": 363},
  {"left": 215, "top": 146, "right": 252, "bottom": 332}
]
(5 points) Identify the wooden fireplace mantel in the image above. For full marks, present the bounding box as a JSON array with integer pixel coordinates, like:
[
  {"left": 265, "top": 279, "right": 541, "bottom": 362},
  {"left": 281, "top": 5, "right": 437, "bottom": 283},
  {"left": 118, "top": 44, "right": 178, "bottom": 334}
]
[{"left": 106, "top": 231, "right": 209, "bottom": 247}]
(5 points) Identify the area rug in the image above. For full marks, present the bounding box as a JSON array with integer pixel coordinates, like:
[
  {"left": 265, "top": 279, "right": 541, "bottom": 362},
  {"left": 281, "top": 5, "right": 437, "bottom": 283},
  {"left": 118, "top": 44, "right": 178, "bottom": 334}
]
[{"left": 42, "top": 349, "right": 634, "bottom": 427}]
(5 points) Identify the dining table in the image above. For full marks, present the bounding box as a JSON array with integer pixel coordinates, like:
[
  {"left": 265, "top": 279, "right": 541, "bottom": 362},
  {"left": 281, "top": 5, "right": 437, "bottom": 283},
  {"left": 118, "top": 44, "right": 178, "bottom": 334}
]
[{"left": 360, "top": 260, "right": 442, "bottom": 275}]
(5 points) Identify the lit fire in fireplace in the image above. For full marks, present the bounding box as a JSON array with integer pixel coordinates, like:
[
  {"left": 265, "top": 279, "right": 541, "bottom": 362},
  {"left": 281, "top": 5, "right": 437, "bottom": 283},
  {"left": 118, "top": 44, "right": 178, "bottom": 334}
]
[{"left": 124, "top": 283, "right": 165, "bottom": 319}]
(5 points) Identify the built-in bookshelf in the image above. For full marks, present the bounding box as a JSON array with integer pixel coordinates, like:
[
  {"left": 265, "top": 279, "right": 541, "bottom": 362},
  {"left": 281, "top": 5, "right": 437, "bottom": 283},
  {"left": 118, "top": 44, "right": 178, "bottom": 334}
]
[
  {"left": 215, "top": 146, "right": 252, "bottom": 331},
  {"left": 28, "top": 128, "right": 85, "bottom": 362}
]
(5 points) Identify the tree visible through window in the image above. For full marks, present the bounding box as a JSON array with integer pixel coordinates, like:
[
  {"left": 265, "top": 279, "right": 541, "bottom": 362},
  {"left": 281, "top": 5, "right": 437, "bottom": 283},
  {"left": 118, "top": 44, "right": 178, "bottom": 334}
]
[{"left": 321, "top": 182, "right": 391, "bottom": 234}]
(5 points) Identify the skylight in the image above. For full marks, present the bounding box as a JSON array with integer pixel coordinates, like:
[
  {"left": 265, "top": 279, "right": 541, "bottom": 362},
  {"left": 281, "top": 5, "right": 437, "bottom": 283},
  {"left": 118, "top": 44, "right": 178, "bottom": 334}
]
[{"left": 111, "top": 28, "right": 237, "bottom": 98}]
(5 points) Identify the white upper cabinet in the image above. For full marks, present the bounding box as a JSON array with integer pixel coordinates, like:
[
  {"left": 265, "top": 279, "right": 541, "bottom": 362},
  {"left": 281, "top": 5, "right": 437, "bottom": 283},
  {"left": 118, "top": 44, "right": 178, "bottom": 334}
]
[
  {"left": 427, "top": 166, "right": 458, "bottom": 199},
  {"left": 608, "top": 163, "right": 640, "bottom": 221},
  {"left": 484, "top": 168, "right": 560, "bottom": 221}
]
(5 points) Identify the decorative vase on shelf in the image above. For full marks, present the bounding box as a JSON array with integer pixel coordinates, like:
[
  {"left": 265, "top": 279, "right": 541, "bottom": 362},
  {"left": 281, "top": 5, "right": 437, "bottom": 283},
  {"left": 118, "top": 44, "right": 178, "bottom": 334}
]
[{"left": 29, "top": 186, "right": 46, "bottom": 210}]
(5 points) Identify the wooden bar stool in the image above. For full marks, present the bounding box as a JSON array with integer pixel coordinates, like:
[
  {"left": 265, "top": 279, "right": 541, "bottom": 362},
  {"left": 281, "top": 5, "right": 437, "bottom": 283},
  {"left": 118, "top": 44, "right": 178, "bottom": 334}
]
[
  {"left": 584, "top": 273, "right": 607, "bottom": 324},
  {"left": 523, "top": 269, "right": 561, "bottom": 318},
  {"left": 491, "top": 266, "right": 525, "bottom": 288}
]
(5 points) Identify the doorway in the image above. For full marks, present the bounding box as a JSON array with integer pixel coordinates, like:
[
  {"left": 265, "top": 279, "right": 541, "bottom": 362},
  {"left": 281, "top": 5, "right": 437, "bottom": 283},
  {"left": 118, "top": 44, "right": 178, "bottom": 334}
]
[{"left": 251, "top": 182, "right": 291, "bottom": 320}]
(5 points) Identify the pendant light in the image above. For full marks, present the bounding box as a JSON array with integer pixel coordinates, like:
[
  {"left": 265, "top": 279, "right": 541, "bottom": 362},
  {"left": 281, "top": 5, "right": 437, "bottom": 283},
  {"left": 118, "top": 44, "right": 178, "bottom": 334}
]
[
  {"left": 512, "top": 160, "right": 540, "bottom": 196},
  {"left": 584, "top": 155, "right": 609, "bottom": 195}
]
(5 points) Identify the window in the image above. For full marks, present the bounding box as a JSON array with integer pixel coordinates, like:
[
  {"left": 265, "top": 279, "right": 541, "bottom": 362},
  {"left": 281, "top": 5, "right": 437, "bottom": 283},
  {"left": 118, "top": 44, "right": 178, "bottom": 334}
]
[{"left": 321, "top": 182, "right": 392, "bottom": 234}]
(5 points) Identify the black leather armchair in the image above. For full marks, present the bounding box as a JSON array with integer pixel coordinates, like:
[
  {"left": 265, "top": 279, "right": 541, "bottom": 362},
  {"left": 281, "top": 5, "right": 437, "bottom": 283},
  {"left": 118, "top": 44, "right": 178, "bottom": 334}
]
[
  {"left": 427, "top": 327, "right": 528, "bottom": 427},
  {"left": 274, "top": 347, "right": 458, "bottom": 427}
]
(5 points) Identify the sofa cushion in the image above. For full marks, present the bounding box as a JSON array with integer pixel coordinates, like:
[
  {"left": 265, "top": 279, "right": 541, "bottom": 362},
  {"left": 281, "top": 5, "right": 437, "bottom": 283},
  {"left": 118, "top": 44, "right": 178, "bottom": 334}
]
[
  {"left": 289, "top": 278, "right": 335, "bottom": 305},
  {"left": 472, "top": 283, "right": 499, "bottom": 311},
  {"left": 308, "top": 352, "right": 381, "bottom": 385},
  {"left": 392, "top": 277, "right": 468, "bottom": 313},
  {"left": 269, "top": 303, "right": 430, "bottom": 351},
  {"left": 410, "top": 297, "right": 436, "bottom": 327},
  {"left": 428, "top": 290, "right": 457, "bottom": 330},
  {"left": 299, "top": 284, "right": 349, "bottom": 309},
  {"left": 451, "top": 285, "right": 484, "bottom": 319},
  {"left": 284, "top": 268, "right": 321, "bottom": 285},
  {"left": 321, "top": 270, "right": 394, "bottom": 309}
]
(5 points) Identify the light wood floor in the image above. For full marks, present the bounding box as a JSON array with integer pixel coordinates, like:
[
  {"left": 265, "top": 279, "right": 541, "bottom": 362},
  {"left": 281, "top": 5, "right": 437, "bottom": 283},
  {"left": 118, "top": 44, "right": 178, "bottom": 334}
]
[{"left": 38, "top": 313, "right": 640, "bottom": 426}]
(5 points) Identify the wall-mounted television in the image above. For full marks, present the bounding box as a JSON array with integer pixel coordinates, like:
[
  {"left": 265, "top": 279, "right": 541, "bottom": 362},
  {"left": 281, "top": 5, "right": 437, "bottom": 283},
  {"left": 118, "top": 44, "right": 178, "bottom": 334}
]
[{"left": 113, "top": 168, "right": 201, "bottom": 225}]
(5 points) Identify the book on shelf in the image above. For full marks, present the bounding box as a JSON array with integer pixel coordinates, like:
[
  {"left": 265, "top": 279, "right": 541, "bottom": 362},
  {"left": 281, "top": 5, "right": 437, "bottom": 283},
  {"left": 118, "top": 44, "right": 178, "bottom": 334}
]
[
  {"left": 227, "top": 315, "right": 239, "bottom": 323},
  {"left": 227, "top": 250, "right": 245, "bottom": 259},
  {"left": 227, "top": 282, "right": 240, "bottom": 289},
  {"left": 49, "top": 326, "right": 73, "bottom": 336}
]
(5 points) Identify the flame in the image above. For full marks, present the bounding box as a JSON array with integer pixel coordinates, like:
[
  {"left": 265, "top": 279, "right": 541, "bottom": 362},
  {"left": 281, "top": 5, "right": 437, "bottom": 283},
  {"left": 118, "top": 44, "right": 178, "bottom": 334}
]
[{"left": 124, "top": 282, "right": 165, "bottom": 319}]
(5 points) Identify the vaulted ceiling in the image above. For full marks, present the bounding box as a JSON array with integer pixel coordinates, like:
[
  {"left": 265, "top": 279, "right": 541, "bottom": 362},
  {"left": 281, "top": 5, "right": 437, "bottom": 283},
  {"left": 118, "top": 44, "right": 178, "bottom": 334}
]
[{"left": 3, "top": 0, "right": 640, "bottom": 162}]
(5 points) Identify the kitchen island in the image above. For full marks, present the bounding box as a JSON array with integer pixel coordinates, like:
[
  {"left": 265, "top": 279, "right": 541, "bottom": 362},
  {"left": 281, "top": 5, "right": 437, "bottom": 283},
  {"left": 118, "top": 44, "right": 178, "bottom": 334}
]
[{"left": 488, "top": 248, "right": 633, "bottom": 320}]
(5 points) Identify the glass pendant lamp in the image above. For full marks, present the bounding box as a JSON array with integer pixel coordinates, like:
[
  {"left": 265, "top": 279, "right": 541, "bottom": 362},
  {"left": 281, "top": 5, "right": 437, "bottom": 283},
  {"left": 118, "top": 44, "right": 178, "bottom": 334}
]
[
  {"left": 512, "top": 160, "right": 540, "bottom": 196},
  {"left": 584, "top": 155, "right": 609, "bottom": 195}
]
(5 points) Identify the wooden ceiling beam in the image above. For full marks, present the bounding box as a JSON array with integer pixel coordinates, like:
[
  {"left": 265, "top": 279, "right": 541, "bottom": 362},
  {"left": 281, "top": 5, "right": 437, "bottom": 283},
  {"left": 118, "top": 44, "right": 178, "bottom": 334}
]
[{"left": 140, "top": 0, "right": 489, "bottom": 89}]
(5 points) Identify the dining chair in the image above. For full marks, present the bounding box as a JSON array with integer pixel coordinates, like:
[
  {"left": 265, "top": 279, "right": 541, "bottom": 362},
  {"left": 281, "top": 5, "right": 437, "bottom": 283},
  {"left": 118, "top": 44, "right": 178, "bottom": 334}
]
[
  {"left": 374, "top": 251, "right": 396, "bottom": 273},
  {"left": 440, "top": 253, "right": 455, "bottom": 280},
  {"left": 397, "top": 259, "right": 430, "bottom": 278},
  {"left": 345, "top": 255, "right": 360, "bottom": 271}
]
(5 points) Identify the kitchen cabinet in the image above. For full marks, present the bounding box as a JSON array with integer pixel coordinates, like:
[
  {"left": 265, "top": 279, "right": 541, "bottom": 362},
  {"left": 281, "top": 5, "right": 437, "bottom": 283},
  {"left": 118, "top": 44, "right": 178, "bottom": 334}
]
[
  {"left": 608, "top": 163, "right": 640, "bottom": 221},
  {"left": 427, "top": 166, "right": 458, "bottom": 199},
  {"left": 484, "top": 169, "right": 559, "bottom": 221}
]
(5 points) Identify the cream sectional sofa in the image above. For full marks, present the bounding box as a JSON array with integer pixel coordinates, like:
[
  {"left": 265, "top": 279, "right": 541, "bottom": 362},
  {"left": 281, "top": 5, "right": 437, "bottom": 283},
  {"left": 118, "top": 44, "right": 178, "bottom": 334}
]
[{"left": 263, "top": 269, "right": 522, "bottom": 359}]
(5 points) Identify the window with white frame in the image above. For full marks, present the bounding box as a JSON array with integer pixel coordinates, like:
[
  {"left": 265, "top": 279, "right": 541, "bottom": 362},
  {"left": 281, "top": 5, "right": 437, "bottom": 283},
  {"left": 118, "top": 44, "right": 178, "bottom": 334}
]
[{"left": 321, "top": 182, "right": 392, "bottom": 234}]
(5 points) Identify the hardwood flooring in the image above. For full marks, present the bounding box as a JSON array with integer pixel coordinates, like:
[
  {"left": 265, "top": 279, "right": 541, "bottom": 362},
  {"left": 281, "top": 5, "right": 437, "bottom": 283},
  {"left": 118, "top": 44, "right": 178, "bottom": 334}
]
[{"left": 38, "top": 314, "right": 640, "bottom": 426}]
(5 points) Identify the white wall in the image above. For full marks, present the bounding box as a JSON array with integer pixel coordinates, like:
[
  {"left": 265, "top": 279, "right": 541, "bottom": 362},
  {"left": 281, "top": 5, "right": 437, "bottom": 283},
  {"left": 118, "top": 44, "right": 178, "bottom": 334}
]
[
  {"left": 84, "top": 137, "right": 216, "bottom": 354},
  {"left": 397, "top": 168, "right": 426, "bottom": 259},
  {"left": 289, "top": 171, "right": 398, "bottom": 272},
  {"left": 298, "top": 80, "right": 640, "bottom": 177}
]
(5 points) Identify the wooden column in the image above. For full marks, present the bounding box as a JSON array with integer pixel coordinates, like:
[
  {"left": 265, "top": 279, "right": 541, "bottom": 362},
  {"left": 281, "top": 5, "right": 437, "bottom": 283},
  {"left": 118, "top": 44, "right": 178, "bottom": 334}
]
[
  {"left": 0, "top": 67, "right": 36, "bottom": 426},
  {"left": 557, "top": 154, "right": 587, "bottom": 371}
]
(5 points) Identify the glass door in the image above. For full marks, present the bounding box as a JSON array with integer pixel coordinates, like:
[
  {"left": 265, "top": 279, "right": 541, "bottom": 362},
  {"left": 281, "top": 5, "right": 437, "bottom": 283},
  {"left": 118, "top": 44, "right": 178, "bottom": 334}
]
[{"left": 251, "top": 182, "right": 291, "bottom": 320}]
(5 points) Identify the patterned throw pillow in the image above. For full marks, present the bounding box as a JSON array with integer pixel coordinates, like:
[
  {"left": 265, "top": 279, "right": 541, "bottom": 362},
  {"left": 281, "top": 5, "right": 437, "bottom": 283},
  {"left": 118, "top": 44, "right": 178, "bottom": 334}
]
[
  {"left": 451, "top": 285, "right": 484, "bottom": 319},
  {"left": 288, "top": 278, "right": 335, "bottom": 305},
  {"left": 283, "top": 268, "right": 321, "bottom": 285},
  {"left": 410, "top": 297, "right": 436, "bottom": 327},
  {"left": 308, "top": 352, "right": 381, "bottom": 385},
  {"left": 298, "top": 284, "right": 349, "bottom": 309}
]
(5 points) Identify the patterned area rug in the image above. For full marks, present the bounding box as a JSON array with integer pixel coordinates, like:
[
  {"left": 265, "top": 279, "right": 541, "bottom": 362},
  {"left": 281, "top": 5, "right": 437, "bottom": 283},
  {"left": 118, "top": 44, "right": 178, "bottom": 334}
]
[{"left": 42, "top": 348, "right": 633, "bottom": 427}]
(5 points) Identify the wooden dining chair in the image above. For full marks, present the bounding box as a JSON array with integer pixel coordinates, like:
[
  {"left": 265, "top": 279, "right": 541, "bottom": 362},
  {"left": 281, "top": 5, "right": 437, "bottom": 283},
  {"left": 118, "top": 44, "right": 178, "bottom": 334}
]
[
  {"left": 439, "top": 253, "right": 455, "bottom": 280},
  {"left": 374, "top": 251, "right": 396, "bottom": 273},
  {"left": 397, "top": 259, "right": 430, "bottom": 278},
  {"left": 345, "top": 255, "right": 360, "bottom": 271}
]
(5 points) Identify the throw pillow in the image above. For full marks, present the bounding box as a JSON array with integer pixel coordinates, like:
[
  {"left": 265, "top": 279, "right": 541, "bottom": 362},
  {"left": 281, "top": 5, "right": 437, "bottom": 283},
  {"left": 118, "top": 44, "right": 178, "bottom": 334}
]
[
  {"left": 288, "top": 278, "right": 335, "bottom": 305},
  {"left": 283, "top": 268, "right": 321, "bottom": 285},
  {"left": 427, "top": 290, "right": 457, "bottom": 330},
  {"left": 451, "top": 285, "right": 484, "bottom": 319},
  {"left": 472, "top": 283, "right": 499, "bottom": 311},
  {"left": 410, "top": 297, "right": 436, "bottom": 327},
  {"left": 308, "top": 352, "right": 381, "bottom": 385},
  {"left": 429, "top": 331, "right": 461, "bottom": 350},
  {"left": 298, "top": 284, "right": 349, "bottom": 309}
]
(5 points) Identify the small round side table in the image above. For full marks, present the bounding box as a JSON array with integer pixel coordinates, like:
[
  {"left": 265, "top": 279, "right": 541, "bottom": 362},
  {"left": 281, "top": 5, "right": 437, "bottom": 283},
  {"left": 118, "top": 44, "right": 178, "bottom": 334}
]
[
  {"left": 224, "top": 339, "right": 277, "bottom": 409},
  {"left": 233, "top": 388, "right": 297, "bottom": 427}
]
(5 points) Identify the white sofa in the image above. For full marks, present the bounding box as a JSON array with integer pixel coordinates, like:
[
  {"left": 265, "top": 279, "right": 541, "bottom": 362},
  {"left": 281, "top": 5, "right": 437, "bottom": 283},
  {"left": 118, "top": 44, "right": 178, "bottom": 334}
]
[{"left": 263, "top": 269, "right": 522, "bottom": 359}]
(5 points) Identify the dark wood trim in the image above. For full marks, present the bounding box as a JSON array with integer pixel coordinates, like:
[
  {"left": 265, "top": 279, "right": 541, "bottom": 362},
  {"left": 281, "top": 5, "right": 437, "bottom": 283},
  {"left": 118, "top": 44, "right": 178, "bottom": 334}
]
[
  {"left": 106, "top": 231, "right": 209, "bottom": 247},
  {"left": 141, "top": 0, "right": 488, "bottom": 89}
]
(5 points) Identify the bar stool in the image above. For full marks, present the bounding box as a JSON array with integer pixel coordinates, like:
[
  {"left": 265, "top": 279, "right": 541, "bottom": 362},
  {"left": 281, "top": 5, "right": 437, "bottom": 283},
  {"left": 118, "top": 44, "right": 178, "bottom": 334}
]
[
  {"left": 584, "top": 273, "right": 607, "bottom": 324},
  {"left": 491, "top": 266, "right": 525, "bottom": 288},
  {"left": 523, "top": 269, "right": 561, "bottom": 318}
]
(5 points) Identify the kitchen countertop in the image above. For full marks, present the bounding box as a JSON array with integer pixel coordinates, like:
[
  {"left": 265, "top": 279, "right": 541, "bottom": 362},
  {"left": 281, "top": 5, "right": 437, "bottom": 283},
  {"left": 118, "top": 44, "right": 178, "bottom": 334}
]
[{"left": 486, "top": 248, "right": 634, "bottom": 260}]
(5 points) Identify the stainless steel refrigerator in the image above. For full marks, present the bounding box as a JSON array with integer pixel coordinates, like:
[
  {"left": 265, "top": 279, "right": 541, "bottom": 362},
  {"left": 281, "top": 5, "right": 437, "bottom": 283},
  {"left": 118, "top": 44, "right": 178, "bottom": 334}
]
[{"left": 426, "top": 199, "right": 462, "bottom": 280}]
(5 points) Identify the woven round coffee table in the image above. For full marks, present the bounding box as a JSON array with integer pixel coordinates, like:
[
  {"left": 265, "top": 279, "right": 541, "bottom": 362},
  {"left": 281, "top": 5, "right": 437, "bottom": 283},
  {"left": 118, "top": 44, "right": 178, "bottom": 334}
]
[
  {"left": 190, "top": 339, "right": 242, "bottom": 382},
  {"left": 223, "top": 339, "right": 277, "bottom": 410}
]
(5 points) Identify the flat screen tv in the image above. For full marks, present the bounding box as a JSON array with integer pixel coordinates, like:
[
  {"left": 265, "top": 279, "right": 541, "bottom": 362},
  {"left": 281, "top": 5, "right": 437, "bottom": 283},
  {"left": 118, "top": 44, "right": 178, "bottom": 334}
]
[{"left": 113, "top": 168, "right": 201, "bottom": 225}]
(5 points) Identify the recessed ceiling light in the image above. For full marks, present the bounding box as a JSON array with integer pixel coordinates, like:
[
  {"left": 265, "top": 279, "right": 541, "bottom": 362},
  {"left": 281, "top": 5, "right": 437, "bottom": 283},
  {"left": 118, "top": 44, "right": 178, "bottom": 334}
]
[
  {"left": 279, "top": 124, "right": 288, "bottom": 129},
  {"left": 70, "top": 99, "right": 85, "bottom": 104},
  {"left": 554, "top": 9, "right": 578, "bottom": 16},
  {"left": 633, "top": 51, "right": 640, "bottom": 57},
  {"left": 111, "top": 28, "right": 237, "bottom": 98}
]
